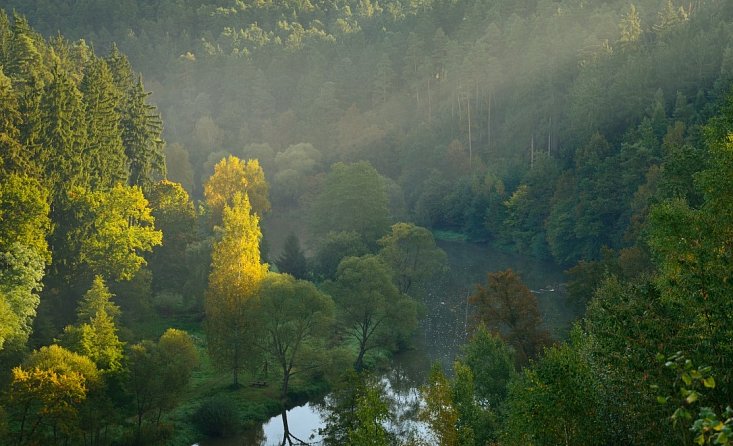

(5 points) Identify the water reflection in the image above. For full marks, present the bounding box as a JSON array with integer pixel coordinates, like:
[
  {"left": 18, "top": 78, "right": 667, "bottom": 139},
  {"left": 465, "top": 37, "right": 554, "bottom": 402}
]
[{"left": 196, "top": 240, "right": 576, "bottom": 445}]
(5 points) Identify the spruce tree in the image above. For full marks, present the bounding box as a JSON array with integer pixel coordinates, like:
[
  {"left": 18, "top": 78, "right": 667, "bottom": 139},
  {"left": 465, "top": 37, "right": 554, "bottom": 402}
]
[
  {"left": 80, "top": 58, "right": 127, "bottom": 188},
  {"left": 276, "top": 233, "right": 308, "bottom": 279}
]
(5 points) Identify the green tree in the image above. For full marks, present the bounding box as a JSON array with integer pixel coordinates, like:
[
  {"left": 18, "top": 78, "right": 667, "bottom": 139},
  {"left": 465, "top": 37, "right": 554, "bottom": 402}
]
[
  {"left": 61, "top": 276, "right": 124, "bottom": 371},
  {"left": 79, "top": 57, "right": 127, "bottom": 189},
  {"left": 461, "top": 324, "right": 515, "bottom": 407},
  {"left": 0, "top": 174, "right": 50, "bottom": 350},
  {"left": 145, "top": 180, "right": 197, "bottom": 294},
  {"left": 126, "top": 329, "right": 198, "bottom": 441},
  {"left": 309, "top": 162, "right": 390, "bottom": 247},
  {"left": 206, "top": 193, "right": 268, "bottom": 385},
  {"left": 120, "top": 76, "right": 165, "bottom": 187},
  {"left": 377, "top": 222, "right": 446, "bottom": 295},
  {"left": 502, "top": 329, "right": 603, "bottom": 446},
  {"left": 276, "top": 233, "right": 308, "bottom": 279},
  {"left": 314, "top": 231, "right": 369, "bottom": 280},
  {"left": 40, "top": 65, "right": 87, "bottom": 196},
  {"left": 73, "top": 184, "right": 163, "bottom": 281},
  {"left": 325, "top": 255, "right": 417, "bottom": 370},
  {"left": 255, "top": 273, "right": 335, "bottom": 403}
]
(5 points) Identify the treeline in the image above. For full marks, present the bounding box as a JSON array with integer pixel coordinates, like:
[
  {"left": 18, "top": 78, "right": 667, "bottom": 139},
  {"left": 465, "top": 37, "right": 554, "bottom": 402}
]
[{"left": 7, "top": 0, "right": 733, "bottom": 269}]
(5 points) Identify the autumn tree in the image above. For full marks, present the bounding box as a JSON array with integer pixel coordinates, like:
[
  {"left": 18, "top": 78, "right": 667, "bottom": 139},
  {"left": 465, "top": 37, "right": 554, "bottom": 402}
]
[
  {"left": 469, "top": 269, "right": 551, "bottom": 365},
  {"left": 6, "top": 345, "right": 101, "bottom": 445},
  {"left": 204, "top": 155, "right": 270, "bottom": 226},
  {"left": 206, "top": 193, "right": 267, "bottom": 385}
]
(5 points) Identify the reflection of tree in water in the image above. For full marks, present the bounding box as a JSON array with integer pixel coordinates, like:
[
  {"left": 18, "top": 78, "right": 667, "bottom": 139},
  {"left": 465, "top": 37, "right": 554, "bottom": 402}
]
[{"left": 279, "top": 410, "right": 311, "bottom": 446}]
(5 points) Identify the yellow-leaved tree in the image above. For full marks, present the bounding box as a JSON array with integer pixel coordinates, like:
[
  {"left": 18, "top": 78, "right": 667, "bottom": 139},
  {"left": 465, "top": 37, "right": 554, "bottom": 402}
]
[
  {"left": 205, "top": 193, "right": 268, "bottom": 386},
  {"left": 204, "top": 156, "right": 270, "bottom": 226}
]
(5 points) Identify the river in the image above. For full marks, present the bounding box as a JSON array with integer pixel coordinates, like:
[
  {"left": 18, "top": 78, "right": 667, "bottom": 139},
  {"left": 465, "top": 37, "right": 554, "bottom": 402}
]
[{"left": 195, "top": 240, "right": 577, "bottom": 445}]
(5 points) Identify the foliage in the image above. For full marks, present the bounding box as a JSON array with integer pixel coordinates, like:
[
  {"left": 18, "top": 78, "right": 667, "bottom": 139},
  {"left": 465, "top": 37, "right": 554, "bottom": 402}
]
[
  {"left": 254, "top": 272, "right": 335, "bottom": 402},
  {"left": 276, "top": 233, "right": 308, "bottom": 279},
  {"left": 469, "top": 269, "right": 551, "bottom": 365},
  {"left": 205, "top": 193, "right": 267, "bottom": 386},
  {"left": 72, "top": 184, "right": 163, "bottom": 281},
  {"left": 461, "top": 324, "right": 515, "bottom": 407},
  {"left": 204, "top": 155, "right": 270, "bottom": 224},
  {"left": 194, "top": 395, "right": 240, "bottom": 438},
  {"left": 377, "top": 222, "right": 447, "bottom": 295},
  {"left": 309, "top": 162, "right": 391, "bottom": 247},
  {"left": 324, "top": 255, "right": 417, "bottom": 370}
]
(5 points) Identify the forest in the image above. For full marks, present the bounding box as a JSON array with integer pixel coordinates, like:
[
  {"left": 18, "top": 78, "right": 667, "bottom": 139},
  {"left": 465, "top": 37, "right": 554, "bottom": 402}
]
[{"left": 1, "top": 0, "right": 733, "bottom": 444}]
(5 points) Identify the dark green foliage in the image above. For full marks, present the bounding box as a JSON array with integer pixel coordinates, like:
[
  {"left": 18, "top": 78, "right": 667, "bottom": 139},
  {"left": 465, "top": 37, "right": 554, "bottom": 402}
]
[
  {"left": 276, "top": 233, "right": 308, "bottom": 279},
  {"left": 194, "top": 396, "right": 240, "bottom": 438}
]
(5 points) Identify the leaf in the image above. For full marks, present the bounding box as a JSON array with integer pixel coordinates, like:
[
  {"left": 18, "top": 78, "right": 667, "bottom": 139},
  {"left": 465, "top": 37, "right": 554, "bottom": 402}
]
[
  {"left": 657, "top": 396, "right": 670, "bottom": 404},
  {"left": 682, "top": 373, "right": 692, "bottom": 386},
  {"left": 686, "top": 391, "right": 699, "bottom": 404},
  {"left": 703, "top": 376, "right": 716, "bottom": 389}
]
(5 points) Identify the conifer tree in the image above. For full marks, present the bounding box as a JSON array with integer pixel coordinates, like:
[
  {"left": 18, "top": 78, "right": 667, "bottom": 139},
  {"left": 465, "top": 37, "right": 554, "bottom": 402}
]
[
  {"left": 120, "top": 77, "right": 165, "bottom": 187},
  {"left": 80, "top": 58, "right": 127, "bottom": 189},
  {"left": 276, "top": 233, "right": 307, "bottom": 279},
  {"left": 40, "top": 65, "right": 87, "bottom": 195}
]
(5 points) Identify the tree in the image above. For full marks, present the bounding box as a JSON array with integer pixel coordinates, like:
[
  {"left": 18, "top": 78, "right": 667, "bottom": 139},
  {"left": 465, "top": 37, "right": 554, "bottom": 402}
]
[
  {"left": 461, "top": 324, "right": 515, "bottom": 407},
  {"left": 204, "top": 155, "right": 270, "bottom": 225},
  {"left": 275, "top": 233, "right": 308, "bottom": 279},
  {"left": 61, "top": 276, "right": 123, "bottom": 371},
  {"left": 314, "top": 231, "right": 369, "bottom": 280},
  {"left": 469, "top": 269, "right": 551, "bottom": 365},
  {"left": 5, "top": 345, "right": 102, "bottom": 445},
  {"left": 619, "top": 4, "right": 642, "bottom": 44},
  {"left": 79, "top": 57, "right": 127, "bottom": 189},
  {"left": 126, "top": 329, "right": 198, "bottom": 441},
  {"left": 324, "top": 255, "right": 417, "bottom": 370},
  {"left": 420, "top": 364, "right": 459, "bottom": 446},
  {"left": 0, "top": 67, "right": 24, "bottom": 174},
  {"left": 377, "top": 222, "right": 446, "bottom": 295},
  {"left": 502, "top": 329, "right": 603, "bottom": 446},
  {"left": 0, "top": 174, "right": 50, "bottom": 350},
  {"left": 255, "top": 273, "right": 335, "bottom": 403},
  {"left": 206, "top": 193, "right": 268, "bottom": 386},
  {"left": 120, "top": 76, "right": 165, "bottom": 187},
  {"left": 309, "top": 162, "right": 390, "bottom": 247},
  {"left": 145, "top": 180, "right": 197, "bottom": 294},
  {"left": 73, "top": 184, "right": 163, "bottom": 281},
  {"left": 40, "top": 65, "right": 87, "bottom": 196}
]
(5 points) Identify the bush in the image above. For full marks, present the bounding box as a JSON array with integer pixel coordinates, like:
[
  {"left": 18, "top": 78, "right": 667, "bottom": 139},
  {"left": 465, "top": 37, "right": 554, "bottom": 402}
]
[{"left": 193, "top": 396, "right": 240, "bottom": 438}]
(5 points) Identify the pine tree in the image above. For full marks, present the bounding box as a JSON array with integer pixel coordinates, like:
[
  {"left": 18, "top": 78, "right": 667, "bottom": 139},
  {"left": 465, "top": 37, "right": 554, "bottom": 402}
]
[{"left": 206, "top": 193, "right": 268, "bottom": 386}]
